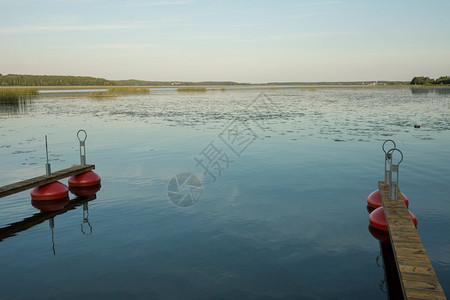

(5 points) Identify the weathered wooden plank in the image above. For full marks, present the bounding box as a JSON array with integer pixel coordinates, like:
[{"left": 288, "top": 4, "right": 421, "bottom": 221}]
[
  {"left": 399, "top": 264, "right": 438, "bottom": 276},
  {"left": 395, "top": 239, "right": 423, "bottom": 246},
  {"left": 395, "top": 245, "right": 427, "bottom": 253},
  {"left": 404, "top": 279, "right": 446, "bottom": 291},
  {"left": 404, "top": 288, "right": 447, "bottom": 300},
  {"left": 0, "top": 164, "right": 95, "bottom": 198},
  {"left": 397, "top": 258, "right": 435, "bottom": 268},
  {"left": 378, "top": 181, "right": 447, "bottom": 299},
  {"left": 396, "top": 253, "right": 431, "bottom": 263},
  {"left": 402, "top": 272, "right": 442, "bottom": 282}
]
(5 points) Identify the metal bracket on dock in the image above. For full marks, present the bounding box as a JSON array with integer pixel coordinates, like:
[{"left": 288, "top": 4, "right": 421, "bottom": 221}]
[
  {"left": 382, "top": 140, "right": 396, "bottom": 184},
  {"left": 77, "top": 129, "right": 87, "bottom": 166},
  {"left": 387, "top": 148, "right": 403, "bottom": 201},
  {"left": 45, "top": 135, "right": 51, "bottom": 176}
]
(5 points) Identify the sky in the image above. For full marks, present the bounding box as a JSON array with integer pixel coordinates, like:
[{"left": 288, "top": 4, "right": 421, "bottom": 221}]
[{"left": 0, "top": 0, "right": 449, "bottom": 83}]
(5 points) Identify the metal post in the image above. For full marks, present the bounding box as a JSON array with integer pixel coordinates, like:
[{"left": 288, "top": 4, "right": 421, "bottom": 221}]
[
  {"left": 81, "top": 202, "right": 93, "bottom": 235},
  {"left": 49, "top": 217, "right": 56, "bottom": 255},
  {"left": 382, "top": 140, "right": 396, "bottom": 184},
  {"left": 77, "top": 130, "right": 87, "bottom": 166},
  {"left": 45, "top": 135, "right": 51, "bottom": 176},
  {"left": 387, "top": 148, "right": 403, "bottom": 201}
]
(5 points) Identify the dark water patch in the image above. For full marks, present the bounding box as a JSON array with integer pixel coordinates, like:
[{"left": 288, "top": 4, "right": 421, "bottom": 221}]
[{"left": 11, "top": 150, "right": 36, "bottom": 154}]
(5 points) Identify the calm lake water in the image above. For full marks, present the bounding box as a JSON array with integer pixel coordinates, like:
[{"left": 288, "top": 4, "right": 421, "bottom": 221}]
[{"left": 0, "top": 87, "right": 449, "bottom": 299}]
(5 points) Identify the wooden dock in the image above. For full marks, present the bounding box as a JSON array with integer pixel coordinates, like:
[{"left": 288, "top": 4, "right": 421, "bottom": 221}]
[
  {"left": 378, "top": 181, "right": 447, "bottom": 299},
  {"left": 0, "top": 164, "right": 95, "bottom": 199}
]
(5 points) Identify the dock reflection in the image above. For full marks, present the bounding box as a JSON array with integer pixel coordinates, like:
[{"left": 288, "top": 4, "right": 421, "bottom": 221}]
[{"left": 0, "top": 194, "right": 96, "bottom": 243}]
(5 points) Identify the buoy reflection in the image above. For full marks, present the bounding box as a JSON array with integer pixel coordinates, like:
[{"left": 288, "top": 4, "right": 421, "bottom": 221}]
[{"left": 368, "top": 226, "right": 403, "bottom": 299}]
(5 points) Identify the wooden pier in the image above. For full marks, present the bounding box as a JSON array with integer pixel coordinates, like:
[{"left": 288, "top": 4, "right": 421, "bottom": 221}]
[
  {"left": 378, "top": 181, "right": 447, "bottom": 299},
  {"left": 0, "top": 164, "right": 95, "bottom": 199}
]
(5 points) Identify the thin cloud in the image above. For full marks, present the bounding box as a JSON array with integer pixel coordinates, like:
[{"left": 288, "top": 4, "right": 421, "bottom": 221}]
[
  {"left": 187, "top": 34, "right": 243, "bottom": 40},
  {"left": 26, "top": 43, "right": 159, "bottom": 50},
  {"left": 81, "top": 43, "right": 158, "bottom": 49},
  {"left": 230, "top": 22, "right": 265, "bottom": 28},
  {"left": 0, "top": 24, "right": 139, "bottom": 34},
  {"left": 288, "top": 12, "right": 324, "bottom": 19},
  {"left": 244, "top": 31, "right": 353, "bottom": 43},
  {"left": 295, "top": 1, "right": 341, "bottom": 7},
  {"left": 119, "top": 0, "right": 193, "bottom": 7}
]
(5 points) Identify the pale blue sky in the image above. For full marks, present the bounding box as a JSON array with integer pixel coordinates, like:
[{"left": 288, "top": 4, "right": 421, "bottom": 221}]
[{"left": 0, "top": 0, "right": 449, "bottom": 82}]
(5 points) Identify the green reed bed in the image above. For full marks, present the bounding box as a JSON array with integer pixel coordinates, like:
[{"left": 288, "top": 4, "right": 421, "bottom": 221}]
[
  {"left": 298, "top": 87, "right": 317, "bottom": 92},
  {"left": 177, "top": 87, "right": 207, "bottom": 92},
  {"left": 89, "top": 91, "right": 118, "bottom": 98},
  {"left": 107, "top": 87, "right": 150, "bottom": 93},
  {"left": 0, "top": 88, "right": 39, "bottom": 103}
]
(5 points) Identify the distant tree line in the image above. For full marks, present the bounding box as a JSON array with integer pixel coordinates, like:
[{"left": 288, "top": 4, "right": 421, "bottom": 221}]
[
  {"left": 114, "top": 79, "right": 247, "bottom": 86},
  {"left": 410, "top": 76, "right": 450, "bottom": 85},
  {"left": 5, "top": 73, "right": 447, "bottom": 87},
  {"left": 0, "top": 74, "right": 114, "bottom": 86},
  {"left": 0, "top": 74, "right": 248, "bottom": 87}
]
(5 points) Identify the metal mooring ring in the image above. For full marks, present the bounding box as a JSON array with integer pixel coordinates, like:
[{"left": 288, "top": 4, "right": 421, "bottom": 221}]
[
  {"left": 382, "top": 139, "right": 396, "bottom": 154},
  {"left": 77, "top": 129, "right": 87, "bottom": 142},
  {"left": 387, "top": 148, "right": 404, "bottom": 165}
]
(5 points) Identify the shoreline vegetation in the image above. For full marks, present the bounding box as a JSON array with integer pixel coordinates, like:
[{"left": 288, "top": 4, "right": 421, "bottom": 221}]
[
  {"left": 0, "top": 88, "right": 38, "bottom": 103},
  {"left": 410, "top": 76, "right": 450, "bottom": 85},
  {"left": 1, "top": 73, "right": 449, "bottom": 88},
  {"left": 177, "top": 87, "right": 207, "bottom": 92},
  {"left": 0, "top": 75, "right": 449, "bottom": 97},
  {"left": 88, "top": 91, "right": 118, "bottom": 98},
  {"left": 89, "top": 86, "right": 150, "bottom": 98},
  {"left": 107, "top": 87, "right": 149, "bottom": 93},
  {"left": 1, "top": 84, "right": 448, "bottom": 100}
]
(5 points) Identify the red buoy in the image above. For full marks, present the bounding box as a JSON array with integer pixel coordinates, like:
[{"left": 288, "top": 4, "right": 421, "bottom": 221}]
[
  {"left": 68, "top": 171, "right": 101, "bottom": 187},
  {"left": 367, "top": 190, "right": 409, "bottom": 209},
  {"left": 69, "top": 184, "right": 101, "bottom": 197},
  {"left": 368, "top": 225, "right": 390, "bottom": 243},
  {"left": 369, "top": 207, "right": 418, "bottom": 231},
  {"left": 30, "top": 181, "right": 69, "bottom": 201},
  {"left": 31, "top": 197, "right": 69, "bottom": 212}
]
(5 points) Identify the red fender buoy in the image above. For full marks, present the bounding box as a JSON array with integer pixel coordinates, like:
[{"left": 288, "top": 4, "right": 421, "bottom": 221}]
[
  {"left": 31, "top": 197, "right": 69, "bottom": 212},
  {"left": 69, "top": 184, "right": 101, "bottom": 197},
  {"left": 68, "top": 171, "right": 101, "bottom": 187},
  {"left": 367, "top": 190, "right": 409, "bottom": 209},
  {"left": 369, "top": 207, "right": 417, "bottom": 231},
  {"left": 368, "top": 225, "right": 390, "bottom": 243},
  {"left": 30, "top": 181, "right": 69, "bottom": 201},
  {"left": 367, "top": 205, "right": 376, "bottom": 214}
]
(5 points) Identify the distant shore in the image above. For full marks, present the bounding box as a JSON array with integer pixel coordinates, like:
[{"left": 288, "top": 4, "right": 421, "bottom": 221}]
[
  {"left": 2, "top": 84, "right": 450, "bottom": 91},
  {"left": 1, "top": 74, "right": 449, "bottom": 88}
]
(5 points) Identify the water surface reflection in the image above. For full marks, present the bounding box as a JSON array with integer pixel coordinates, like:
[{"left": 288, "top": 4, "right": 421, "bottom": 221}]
[{"left": 0, "top": 195, "right": 96, "bottom": 252}]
